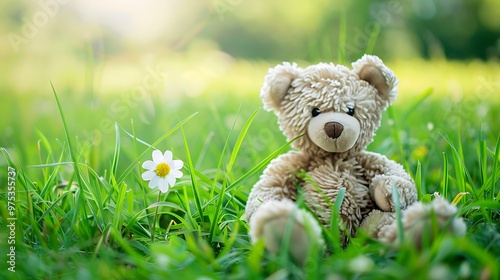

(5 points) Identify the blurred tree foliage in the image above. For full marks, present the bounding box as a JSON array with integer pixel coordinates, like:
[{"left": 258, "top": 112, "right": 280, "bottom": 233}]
[
  {"left": 2, "top": 0, "right": 499, "bottom": 62},
  {"left": 205, "top": 0, "right": 500, "bottom": 61},
  {"left": 406, "top": 0, "right": 500, "bottom": 60}
]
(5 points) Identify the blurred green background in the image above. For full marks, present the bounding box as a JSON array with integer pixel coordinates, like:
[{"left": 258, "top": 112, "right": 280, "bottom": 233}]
[
  {"left": 1, "top": 0, "right": 500, "bottom": 178},
  {"left": 1, "top": 1, "right": 500, "bottom": 278}
]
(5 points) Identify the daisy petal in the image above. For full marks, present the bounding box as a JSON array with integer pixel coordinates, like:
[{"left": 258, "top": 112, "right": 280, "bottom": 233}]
[
  {"left": 152, "top": 150, "right": 163, "bottom": 164},
  {"left": 142, "top": 160, "right": 156, "bottom": 170},
  {"left": 163, "top": 150, "right": 172, "bottom": 162},
  {"left": 141, "top": 170, "right": 156, "bottom": 180},
  {"left": 148, "top": 176, "right": 159, "bottom": 189},
  {"left": 166, "top": 175, "right": 176, "bottom": 187},
  {"left": 158, "top": 178, "right": 169, "bottom": 193},
  {"left": 170, "top": 169, "right": 183, "bottom": 178},
  {"left": 172, "top": 160, "right": 184, "bottom": 169}
]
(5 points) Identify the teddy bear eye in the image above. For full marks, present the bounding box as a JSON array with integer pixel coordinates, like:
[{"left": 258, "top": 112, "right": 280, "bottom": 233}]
[
  {"left": 312, "top": 108, "right": 321, "bottom": 117},
  {"left": 347, "top": 107, "right": 355, "bottom": 116}
]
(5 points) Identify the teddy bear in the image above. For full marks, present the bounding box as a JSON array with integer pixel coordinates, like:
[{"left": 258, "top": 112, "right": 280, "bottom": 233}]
[{"left": 244, "top": 55, "right": 466, "bottom": 264}]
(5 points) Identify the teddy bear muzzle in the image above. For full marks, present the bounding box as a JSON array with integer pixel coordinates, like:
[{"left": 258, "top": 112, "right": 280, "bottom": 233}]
[{"left": 307, "top": 112, "right": 361, "bottom": 153}]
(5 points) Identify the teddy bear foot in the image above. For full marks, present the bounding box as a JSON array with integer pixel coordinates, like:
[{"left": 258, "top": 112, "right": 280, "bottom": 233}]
[
  {"left": 249, "top": 200, "right": 324, "bottom": 265},
  {"left": 359, "top": 209, "right": 396, "bottom": 238},
  {"left": 374, "top": 197, "right": 466, "bottom": 248}
]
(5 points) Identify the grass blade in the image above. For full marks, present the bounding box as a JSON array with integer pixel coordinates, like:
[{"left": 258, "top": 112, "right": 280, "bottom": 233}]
[
  {"left": 208, "top": 109, "right": 259, "bottom": 243},
  {"left": 111, "top": 122, "right": 121, "bottom": 178},
  {"left": 51, "top": 82, "right": 87, "bottom": 247},
  {"left": 415, "top": 160, "right": 422, "bottom": 199},
  {"left": 331, "top": 187, "right": 346, "bottom": 253},
  {"left": 112, "top": 179, "right": 127, "bottom": 232},
  {"left": 493, "top": 133, "right": 500, "bottom": 201},
  {"left": 442, "top": 152, "right": 449, "bottom": 199},
  {"left": 181, "top": 125, "right": 205, "bottom": 223},
  {"left": 392, "top": 184, "right": 404, "bottom": 243},
  {"left": 477, "top": 127, "right": 487, "bottom": 188},
  {"left": 364, "top": 23, "right": 381, "bottom": 55},
  {"left": 207, "top": 105, "right": 240, "bottom": 201},
  {"left": 50, "top": 82, "right": 82, "bottom": 185},
  {"left": 440, "top": 131, "right": 476, "bottom": 200},
  {"left": 227, "top": 109, "right": 259, "bottom": 176}
]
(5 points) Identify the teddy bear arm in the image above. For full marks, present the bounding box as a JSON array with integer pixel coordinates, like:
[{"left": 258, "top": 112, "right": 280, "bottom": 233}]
[
  {"left": 244, "top": 151, "right": 310, "bottom": 222},
  {"left": 357, "top": 151, "right": 417, "bottom": 212}
]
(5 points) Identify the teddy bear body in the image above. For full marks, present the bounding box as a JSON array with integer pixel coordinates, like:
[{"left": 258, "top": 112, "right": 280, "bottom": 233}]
[
  {"left": 247, "top": 148, "right": 417, "bottom": 241},
  {"left": 244, "top": 56, "right": 465, "bottom": 264}
]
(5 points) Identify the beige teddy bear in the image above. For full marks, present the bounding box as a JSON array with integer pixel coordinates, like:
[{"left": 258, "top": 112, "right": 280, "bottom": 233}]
[{"left": 245, "top": 55, "right": 466, "bottom": 264}]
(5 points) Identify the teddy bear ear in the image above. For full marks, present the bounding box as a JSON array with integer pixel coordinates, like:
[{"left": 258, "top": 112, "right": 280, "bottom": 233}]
[
  {"left": 352, "top": 55, "right": 399, "bottom": 104},
  {"left": 260, "top": 62, "right": 301, "bottom": 111}
]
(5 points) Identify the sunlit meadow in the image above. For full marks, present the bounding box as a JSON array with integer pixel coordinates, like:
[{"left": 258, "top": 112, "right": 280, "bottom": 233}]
[{"left": 1, "top": 1, "right": 500, "bottom": 279}]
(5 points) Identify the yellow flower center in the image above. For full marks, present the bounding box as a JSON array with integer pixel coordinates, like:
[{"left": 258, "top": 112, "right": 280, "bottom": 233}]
[{"left": 155, "top": 163, "right": 170, "bottom": 177}]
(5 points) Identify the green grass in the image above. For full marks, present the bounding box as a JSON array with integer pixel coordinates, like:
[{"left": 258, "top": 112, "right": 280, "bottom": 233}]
[{"left": 1, "top": 66, "right": 500, "bottom": 279}]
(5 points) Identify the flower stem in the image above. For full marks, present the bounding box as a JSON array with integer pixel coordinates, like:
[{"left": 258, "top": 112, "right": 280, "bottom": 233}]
[{"left": 151, "top": 191, "right": 162, "bottom": 242}]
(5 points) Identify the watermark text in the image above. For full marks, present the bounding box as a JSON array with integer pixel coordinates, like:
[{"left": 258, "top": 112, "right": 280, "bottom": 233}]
[{"left": 6, "top": 166, "right": 17, "bottom": 272}]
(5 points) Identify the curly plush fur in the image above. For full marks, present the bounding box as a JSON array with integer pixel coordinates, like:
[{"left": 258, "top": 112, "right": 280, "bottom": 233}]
[{"left": 245, "top": 55, "right": 465, "bottom": 264}]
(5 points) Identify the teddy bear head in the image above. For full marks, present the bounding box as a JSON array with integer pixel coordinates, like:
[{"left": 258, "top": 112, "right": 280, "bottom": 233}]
[{"left": 260, "top": 55, "right": 399, "bottom": 155}]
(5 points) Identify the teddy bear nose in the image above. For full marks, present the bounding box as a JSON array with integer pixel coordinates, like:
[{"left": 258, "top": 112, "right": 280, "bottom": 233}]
[{"left": 324, "top": 122, "right": 344, "bottom": 139}]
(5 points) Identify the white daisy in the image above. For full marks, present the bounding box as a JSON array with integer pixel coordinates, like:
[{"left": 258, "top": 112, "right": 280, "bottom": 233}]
[{"left": 141, "top": 150, "right": 183, "bottom": 193}]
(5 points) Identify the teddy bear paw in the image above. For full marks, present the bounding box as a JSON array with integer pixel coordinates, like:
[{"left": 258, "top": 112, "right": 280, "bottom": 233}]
[
  {"left": 249, "top": 200, "right": 324, "bottom": 265},
  {"left": 373, "top": 183, "right": 393, "bottom": 212},
  {"left": 372, "top": 175, "right": 417, "bottom": 212}
]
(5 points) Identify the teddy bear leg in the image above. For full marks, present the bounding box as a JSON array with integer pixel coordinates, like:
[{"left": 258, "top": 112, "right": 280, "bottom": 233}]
[{"left": 249, "top": 200, "right": 324, "bottom": 265}]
